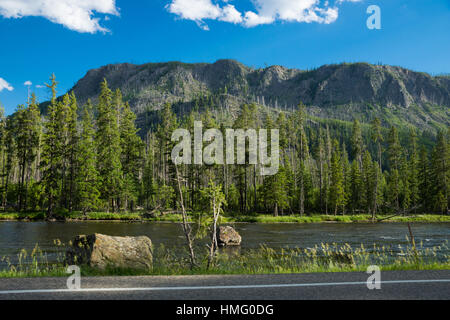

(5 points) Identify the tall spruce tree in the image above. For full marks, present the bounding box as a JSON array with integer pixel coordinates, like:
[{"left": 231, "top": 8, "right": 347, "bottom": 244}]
[
  {"left": 370, "top": 117, "right": 383, "bottom": 218},
  {"left": 329, "top": 140, "right": 346, "bottom": 215},
  {"left": 265, "top": 166, "right": 289, "bottom": 216},
  {"left": 362, "top": 151, "right": 375, "bottom": 215},
  {"left": 350, "top": 159, "right": 362, "bottom": 213},
  {"left": 120, "top": 101, "right": 143, "bottom": 210},
  {"left": 387, "top": 126, "right": 402, "bottom": 211},
  {"left": 143, "top": 137, "right": 156, "bottom": 210},
  {"left": 351, "top": 119, "right": 364, "bottom": 168},
  {"left": 66, "top": 92, "right": 78, "bottom": 211},
  {"left": 431, "top": 131, "right": 449, "bottom": 213},
  {"left": 296, "top": 102, "right": 309, "bottom": 216},
  {"left": 76, "top": 101, "right": 100, "bottom": 215},
  {"left": 341, "top": 142, "right": 351, "bottom": 215},
  {"left": 408, "top": 129, "right": 420, "bottom": 212},
  {"left": 58, "top": 93, "right": 71, "bottom": 209},
  {"left": 399, "top": 153, "right": 411, "bottom": 213},
  {"left": 418, "top": 146, "right": 431, "bottom": 211},
  {"left": 2, "top": 118, "right": 15, "bottom": 209},
  {"left": 41, "top": 74, "right": 62, "bottom": 218},
  {"left": 0, "top": 106, "right": 5, "bottom": 207},
  {"left": 157, "top": 103, "right": 177, "bottom": 186},
  {"left": 316, "top": 128, "right": 326, "bottom": 212},
  {"left": 96, "top": 79, "right": 123, "bottom": 212},
  {"left": 14, "top": 95, "right": 41, "bottom": 211}
]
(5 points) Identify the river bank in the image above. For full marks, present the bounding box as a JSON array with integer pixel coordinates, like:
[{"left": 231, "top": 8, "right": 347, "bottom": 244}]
[
  {"left": 1, "top": 241, "right": 449, "bottom": 278},
  {"left": 1, "top": 212, "right": 449, "bottom": 223}
]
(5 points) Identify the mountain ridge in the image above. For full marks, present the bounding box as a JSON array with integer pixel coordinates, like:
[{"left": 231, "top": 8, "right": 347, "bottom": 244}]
[{"left": 45, "top": 59, "right": 450, "bottom": 133}]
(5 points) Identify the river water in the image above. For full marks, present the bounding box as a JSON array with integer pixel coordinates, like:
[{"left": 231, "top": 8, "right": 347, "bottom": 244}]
[{"left": 0, "top": 221, "right": 448, "bottom": 268}]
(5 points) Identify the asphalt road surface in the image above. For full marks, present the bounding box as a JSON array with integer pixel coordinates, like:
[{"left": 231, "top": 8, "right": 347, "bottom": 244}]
[{"left": 0, "top": 270, "right": 449, "bottom": 300}]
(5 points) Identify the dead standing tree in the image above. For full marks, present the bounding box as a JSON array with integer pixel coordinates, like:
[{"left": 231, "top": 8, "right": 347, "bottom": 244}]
[{"left": 174, "top": 164, "right": 196, "bottom": 269}]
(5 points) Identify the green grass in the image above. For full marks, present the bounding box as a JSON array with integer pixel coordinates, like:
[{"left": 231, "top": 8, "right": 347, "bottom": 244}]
[
  {"left": 0, "top": 211, "right": 46, "bottom": 220},
  {"left": 67, "top": 211, "right": 142, "bottom": 221},
  {"left": 1, "top": 241, "right": 449, "bottom": 278},
  {"left": 1, "top": 211, "right": 448, "bottom": 223},
  {"left": 148, "top": 213, "right": 184, "bottom": 222},
  {"left": 222, "top": 214, "right": 450, "bottom": 224}
]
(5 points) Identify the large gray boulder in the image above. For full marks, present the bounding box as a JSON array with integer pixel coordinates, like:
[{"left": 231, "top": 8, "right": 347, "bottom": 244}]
[
  {"left": 217, "top": 226, "right": 242, "bottom": 246},
  {"left": 66, "top": 233, "right": 152, "bottom": 270}
]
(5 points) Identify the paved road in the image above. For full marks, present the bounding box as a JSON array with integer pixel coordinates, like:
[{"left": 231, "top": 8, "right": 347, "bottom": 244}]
[{"left": 0, "top": 270, "right": 449, "bottom": 300}]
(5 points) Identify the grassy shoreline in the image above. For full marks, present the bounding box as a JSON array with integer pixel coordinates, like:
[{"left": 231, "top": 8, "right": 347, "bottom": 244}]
[
  {"left": 1, "top": 242, "right": 449, "bottom": 278},
  {"left": 1, "top": 263, "right": 449, "bottom": 278},
  {"left": 0, "top": 211, "right": 449, "bottom": 223}
]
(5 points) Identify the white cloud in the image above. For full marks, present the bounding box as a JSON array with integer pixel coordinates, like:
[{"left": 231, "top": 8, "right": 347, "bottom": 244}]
[
  {"left": 167, "top": 0, "right": 360, "bottom": 29},
  {"left": 242, "top": 0, "right": 340, "bottom": 26},
  {"left": 167, "top": 0, "right": 221, "bottom": 21},
  {"left": 220, "top": 5, "right": 242, "bottom": 23},
  {"left": 36, "top": 85, "right": 45, "bottom": 88},
  {"left": 336, "top": 0, "right": 362, "bottom": 4},
  {"left": 24, "top": 80, "right": 32, "bottom": 86},
  {"left": 0, "top": 0, "right": 119, "bottom": 33},
  {"left": 243, "top": 11, "right": 274, "bottom": 27},
  {"left": 0, "top": 77, "right": 14, "bottom": 92},
  {"left": 166, "top": 0, "right": 242, "bottom": 30}
]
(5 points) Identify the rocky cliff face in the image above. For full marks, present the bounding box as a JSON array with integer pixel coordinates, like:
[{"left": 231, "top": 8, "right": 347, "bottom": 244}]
[{"left": 64, "top": 59, "right": 450, "bottom": 131}]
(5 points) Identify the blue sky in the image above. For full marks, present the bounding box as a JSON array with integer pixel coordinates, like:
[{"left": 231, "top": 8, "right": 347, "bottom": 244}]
[{"left": 0, "top": 0, "right": 449, "bottom": 115}]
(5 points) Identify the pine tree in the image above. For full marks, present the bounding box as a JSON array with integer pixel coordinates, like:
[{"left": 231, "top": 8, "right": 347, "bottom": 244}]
[
  {"left": 41, "top": 74, "right": 62, "bottom": 218},
  {"left": 296, "top": 102, "right": 309, "bottom": 215},
  {"left": 418, "top": 146, "right": 431, "bottom": 210},
  {"left": 408, "top": 129, "right": 420, "bottom": 212},
  {"left": 233, "top": 104, "right": 257, "bottom": 214},
  {"left": 14, "top": 94, "right": 41, "bottom": 211},
  {"left": 350, "top": 159, "right": 362, "bottom": 213},
  {"left": 143, "top": 140, "right": 156, "bottom": 210},
  {"left": 0, "top": 106, "right": 5, "bottom": 207},
  {"left": 76, "top": 101, "right": 100, "bottom": 215},
  {"left": 96, "top": 79, "right": 123, "bottom": 212},
  {"left": 329, "top": 140, "right": 346, "bottom": 215},
  {"left": 370, "top": 117, "right": 383, "bottom": 218},
  {"left": 1, "top": 116, "right": 15, "bottom": 209},
  {"left": 430, "top": 131, "right": 449, "bottom": 213},
  {"left": 57, "top": 93, "right": 71, "bottom": 209},
  {"left": 316, "top": 128, "right": 326, "bottom": 212},
  {"left": 351, "top": 119, "right": 364, "bottom": 168},
  {"left": 341, "top": 142, "right": 351, "bottom": 215},
  {"left": 120, "top": 101, "right": 143, "bottom": 210},
  {"left": 399, "top": 153, "right": 411, "bottom": 213},
  {"left": 265, "top": 166, "right": 289, "bottom": 216},
  {"left": 371, "top": 118, "right": 383, "bottom": 169},
  {"left": 157, "top": 103, "right": 177, "bottom": 186},
  {"left": 362, "top": 151, "right": 375, "bottom": 215},
  {"left": 324, "top": 125, "right": 332, "bottom": 214},
  {"left": 66, "top": 92, "right": 78, "bottom": 211},
  {"left": 387, "top": 126, "right": 402, "bottom": 211}
]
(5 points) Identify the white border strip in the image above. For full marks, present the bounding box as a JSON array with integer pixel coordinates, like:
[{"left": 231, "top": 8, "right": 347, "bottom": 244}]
[{"left": 0, "top": 279, "right": 449, "bottom": 295}]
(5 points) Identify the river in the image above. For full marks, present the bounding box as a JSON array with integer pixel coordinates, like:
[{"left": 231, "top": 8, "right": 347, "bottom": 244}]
[{"left": 0, "top": 221, "right": 448, "bottom": 269}]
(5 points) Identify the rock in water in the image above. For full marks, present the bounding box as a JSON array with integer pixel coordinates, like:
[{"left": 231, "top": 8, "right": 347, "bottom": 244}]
[
  {"left": 217, "top": 226, "right": 242, "bottom": 246},
  {"left": 66, "top": 233, "right": 152, "bottom": 270}
]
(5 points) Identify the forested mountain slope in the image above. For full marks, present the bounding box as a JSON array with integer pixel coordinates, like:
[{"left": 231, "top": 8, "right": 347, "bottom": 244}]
[{"left": 51, "top": 59, "right": 450, "bottom": 134}]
